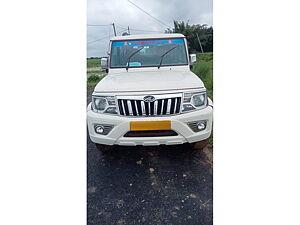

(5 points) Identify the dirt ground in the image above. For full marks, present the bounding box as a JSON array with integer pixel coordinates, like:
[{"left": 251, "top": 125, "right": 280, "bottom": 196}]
[{"left": 87, "top": 88, "right": 213, "bottom": 225}]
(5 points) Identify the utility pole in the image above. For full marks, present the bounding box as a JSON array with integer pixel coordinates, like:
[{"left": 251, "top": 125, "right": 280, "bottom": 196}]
[
  {"left": 112, "top": 23, "right": 116, "bottom": 36},
  {"left": 196, "top": 33, "right": 204, "bottom": 53},
  {"left": 128, "top": 26, "right": 130, "bottom": 35}
]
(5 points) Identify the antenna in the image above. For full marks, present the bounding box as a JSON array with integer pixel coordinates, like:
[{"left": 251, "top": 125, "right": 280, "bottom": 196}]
[{"left": 112, "top": 23, "right": 117, "bottom": 36}]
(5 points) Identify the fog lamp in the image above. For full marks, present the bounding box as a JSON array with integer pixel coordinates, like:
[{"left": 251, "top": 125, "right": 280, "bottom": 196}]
[
  {"left": 187, "top": 120, "right": 207, "bottom": 132},
  {"left": 94, "top": 124, "right": 114, "bottom": 135},
  {"left": 197, "top": 121, "right": 206, "bottom": 131},
  {"left": 95, "top": 125, "right": 104, "bottom": 134}
]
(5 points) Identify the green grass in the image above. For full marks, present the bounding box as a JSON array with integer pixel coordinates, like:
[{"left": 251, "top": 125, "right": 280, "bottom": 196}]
[
  {"left": 87, "top": 58, "right": 105, "bottom": 88},
  {"left": 87, "top": 58, "right": 100, "bottom": 68},
  {"left": 87, "top": 69, "right": 105, "bottom": 77},
  {"left": 192, "top": 52, "right": 213, "bottom": 99},
  {"left": 87, "top": 74, "right": 105, "bottom": 88}
]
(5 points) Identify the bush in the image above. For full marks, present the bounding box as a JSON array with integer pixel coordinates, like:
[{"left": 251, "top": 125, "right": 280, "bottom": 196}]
[
  {"left": 87, "top": 74, "right": 103, "bottom": 88},
  {"left": 197, "top": 52, "right": 213, "bottom": 62},
  {"left": 192, "top": 53, "right": 213, "bottom": 99},
  {"left": 87, "top": 59, "right": 100, "bottom": 68},
  {"left": 87, "top": 74, "right": 101, "bottom": 83}
]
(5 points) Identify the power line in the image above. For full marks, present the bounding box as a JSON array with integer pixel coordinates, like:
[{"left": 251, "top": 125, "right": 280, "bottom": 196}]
[
  {"left": 127, "top": 0, "right": 171, "bottom": 28},
  {"left": 87, "top": 29, "right": 128, "bottom": 45},
  {"left": 87, "top": 35, "right": 111, "bottom": 44},
  {"left": 115, "top": 24, "right": 162, "bottom": 33},
  {"left": 130, "top": 28, "right": 162, "bottom": 33}
]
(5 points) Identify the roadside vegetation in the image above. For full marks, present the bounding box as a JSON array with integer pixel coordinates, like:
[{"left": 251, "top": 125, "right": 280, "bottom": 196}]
[
  {"left": 87, "top": 58, "right": 100, "bottom": 68},
  {"left": 192, "top": 52, "right": 213, "bottom": 143},
  {"left": 192, "top": 52, "right": 213, "bottom": 99},
  {"left": 87, "top": 58, "right": 105, "bottom": 88},
  {"left": 166, "top": 21, "right": 213, "bottom": 53},
  {"left": 87, "top": 74, "right": 103, "bottom": 88}
]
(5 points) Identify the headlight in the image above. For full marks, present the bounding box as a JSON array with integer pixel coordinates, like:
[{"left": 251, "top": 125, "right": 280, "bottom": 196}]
[
  {"left": 182, "top": 91, "right": 207, "bottom": 112},
  {"left": 192, "top": 93, "right": 206, "bottom": 107},
  {"left": 94, "top": 98, "right": 107, "bottom": 110},
  {"left": 92, "top": 96, "right": 117, "bottom": 114}
]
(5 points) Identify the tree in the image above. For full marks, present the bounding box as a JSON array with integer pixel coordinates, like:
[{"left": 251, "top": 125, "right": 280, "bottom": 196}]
[{"left": 165, "top": 21, "right": 213, "bottom": 53}]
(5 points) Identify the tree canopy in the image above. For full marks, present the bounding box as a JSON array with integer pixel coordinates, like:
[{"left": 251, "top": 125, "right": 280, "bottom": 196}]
[{"left": 166, "top": 21, "right": 213, "bottom": 53}]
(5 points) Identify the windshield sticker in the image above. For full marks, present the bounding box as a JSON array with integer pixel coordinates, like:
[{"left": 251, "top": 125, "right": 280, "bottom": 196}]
[
  {"left": 112, "top": 39, "right": 184, "bottom": 47},
  {"left": 127, "top": 62, "right": 142, "bottom": 67}
]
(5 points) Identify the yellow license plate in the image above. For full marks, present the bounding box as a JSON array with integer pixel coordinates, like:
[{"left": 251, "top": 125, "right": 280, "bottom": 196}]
[{"left": 130, "top": 121, "right": 171, "bottom": 131}]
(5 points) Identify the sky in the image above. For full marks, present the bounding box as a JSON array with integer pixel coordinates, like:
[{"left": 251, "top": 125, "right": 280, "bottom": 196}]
[{"left": 87, "top": 0, "right": 212, "bottom": 57}]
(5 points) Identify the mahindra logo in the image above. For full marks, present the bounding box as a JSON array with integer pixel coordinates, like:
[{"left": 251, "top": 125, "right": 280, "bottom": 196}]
[{"left": 143, "top": 95, "right": 155, "bottom": 103}]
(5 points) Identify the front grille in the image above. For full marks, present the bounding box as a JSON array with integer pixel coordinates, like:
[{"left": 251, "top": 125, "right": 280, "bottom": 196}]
[
  {"left": 124, "top": 130, "right": 178, "bottom": 137},
  {"left": 117, "top": 93, "right": 182, "bottom": 117}
]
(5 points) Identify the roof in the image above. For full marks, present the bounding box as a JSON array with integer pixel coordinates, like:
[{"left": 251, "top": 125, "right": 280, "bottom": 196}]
[{"left": 110, "top": 33, "right": 185, "bottom": 41}]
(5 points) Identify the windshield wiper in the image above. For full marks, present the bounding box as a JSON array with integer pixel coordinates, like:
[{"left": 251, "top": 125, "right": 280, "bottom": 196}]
[
  {"left": 125, "top": 46, "right": 144, "bottom": 71},
  {"left": 158, "top": 46, "right": 177, "bottom": 69}
]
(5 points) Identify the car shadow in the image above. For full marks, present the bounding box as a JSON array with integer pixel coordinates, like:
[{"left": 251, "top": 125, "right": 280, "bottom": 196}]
[{"left": 99, "top": 143, "right": 212, "bottom": 170}]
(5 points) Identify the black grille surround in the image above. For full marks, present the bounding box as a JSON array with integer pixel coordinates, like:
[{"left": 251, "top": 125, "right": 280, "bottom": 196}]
[
  {"left": 124, "top": 130, "right": 178, "bottom": 137},
  {"left": 117, "top": 93, "right": 182, "bottom": 117}
]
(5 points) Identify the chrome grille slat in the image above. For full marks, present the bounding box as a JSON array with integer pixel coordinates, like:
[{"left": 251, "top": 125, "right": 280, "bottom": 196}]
[
  {"left": 121, "top": 100, "right": 125, "bottom": 115},
  {"left": 136, "top": 100, "right": 142, "bottom": 115},
  {"left": 166, "top": 99, "right": 171, "bottom": 115},
  {"left": 127, "top": 100, "right": 133, "bottom": 115},
  {"left": 123, "top": 100, "right": 129, "bottom": 115},
  {"left": 154, "top": 101, "right": 158, "bottom": 115},
  {"left": 118, "top": 99, "right": 124, "bottom": 115},
  {"left": 173, "top": 98, "right": 177, "bottom": 114},
  {"left": 116, "top": 94, "right": 182, "bottom": 117},
  {"left": 141, "top": 101, "right": 146, "bottom": 115},
  {"left": 134, "top": 101, "right": 138, "bottom": 116},
  {"left": 148, "top": 102, "right": 151, "bottom": 115},
  {"left": 160, "top": 99, "right": 164, "bottom": 115}
]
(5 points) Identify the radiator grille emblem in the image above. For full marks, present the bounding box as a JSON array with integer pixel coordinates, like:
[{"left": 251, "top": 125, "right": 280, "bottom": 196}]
[{"left": 143, "top": 95, "right": 155, "bottom": 103}]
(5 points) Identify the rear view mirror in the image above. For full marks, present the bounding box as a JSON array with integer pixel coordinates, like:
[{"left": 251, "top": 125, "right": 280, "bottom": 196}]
[
  {"left": 190, "top": 54, "right": 197, "bottom": 65},
  {"left": 101, "top": 57, "right": 108, "bottom": 69}
]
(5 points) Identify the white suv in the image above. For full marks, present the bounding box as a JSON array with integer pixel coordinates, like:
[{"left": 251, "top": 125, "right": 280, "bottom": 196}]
[{"left": 87, "top": 33, "right": 213, "bottom": 152}]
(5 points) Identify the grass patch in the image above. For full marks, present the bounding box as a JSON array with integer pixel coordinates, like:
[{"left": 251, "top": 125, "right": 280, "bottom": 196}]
[
  {"left": 87, "top": 58, "right": 100, "bottom": 68},
  {"left": 196, "top": 52, "right": 213, "bottom": 62},
  {"left": 192, "top": 52, "right": 213, "bottom": 99},
  {"left": 86, "top": 61, "right": 106, "bottom": 88},
  {"left": 87, "top": 70, "right": 105, "bottom": 77},
  {"left": 87, "top": 74, "right": 104, "bottom": 88}
]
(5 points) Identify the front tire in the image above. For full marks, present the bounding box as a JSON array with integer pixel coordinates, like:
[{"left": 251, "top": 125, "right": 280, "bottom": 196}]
[{"left": 95, "top": 143, "right": 114, "bottom": 153}]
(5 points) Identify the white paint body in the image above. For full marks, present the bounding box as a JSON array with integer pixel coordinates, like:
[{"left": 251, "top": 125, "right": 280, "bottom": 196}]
[{"left": 87, "top": 33, "right": 213, "bottom": 146}]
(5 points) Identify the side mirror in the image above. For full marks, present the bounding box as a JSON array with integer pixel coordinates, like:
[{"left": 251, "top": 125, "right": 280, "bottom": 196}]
[
  {"left": 100, "top": 57, "right": 108, "bottom": 69},
  {"left": 190, "top": 54, "right": 197, "bottom": 65}
]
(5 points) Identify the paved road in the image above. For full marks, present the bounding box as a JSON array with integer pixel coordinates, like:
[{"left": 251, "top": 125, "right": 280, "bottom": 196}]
[{"left": 87, "top": 88, "right": 213, "bottom": 225}]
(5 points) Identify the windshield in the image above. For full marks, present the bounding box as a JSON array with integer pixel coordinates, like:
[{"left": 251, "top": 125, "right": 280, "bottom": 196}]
[{"left": 110, "top": 38, "right": 188, "bottom": 68}]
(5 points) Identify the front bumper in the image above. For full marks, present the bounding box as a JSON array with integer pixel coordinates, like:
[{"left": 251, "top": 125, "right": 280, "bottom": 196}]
[{"left": 87, "top": 103, "right": 213, "bottom": 146}]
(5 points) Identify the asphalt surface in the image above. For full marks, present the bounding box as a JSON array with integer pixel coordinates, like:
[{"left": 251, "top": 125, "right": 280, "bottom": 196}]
[{"left": 87, "top": 88, "right": 213, "bottom": 225}]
